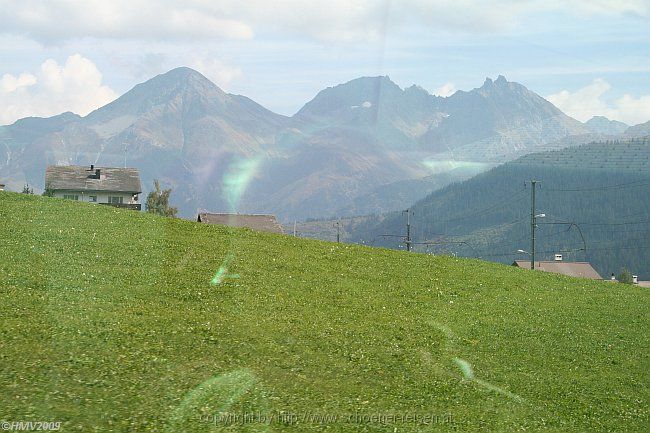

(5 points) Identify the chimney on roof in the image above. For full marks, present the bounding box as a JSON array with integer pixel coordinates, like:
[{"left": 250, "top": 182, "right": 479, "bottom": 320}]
[
  {"left": 554, "top": 253, "right": 563, "bottom": 261},
  {"left": 90, "top": 164, "right": 94, "bottom": 170}
]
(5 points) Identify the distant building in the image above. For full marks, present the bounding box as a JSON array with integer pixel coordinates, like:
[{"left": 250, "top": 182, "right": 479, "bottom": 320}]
[
  {"left": 197, "top": 212, "right": 284, "bottom": 234},
  {"left": 0, "top": 183, "right": 5, "bottom": 191},
  {"left": 512, "top": 260, "right": 602, "bottom": 280},
  {"left": 45, "top": 165, "right": 142, "bottom": 210},
  {"left": 630, "top": 275, "right": 650, "bottom": 287}
]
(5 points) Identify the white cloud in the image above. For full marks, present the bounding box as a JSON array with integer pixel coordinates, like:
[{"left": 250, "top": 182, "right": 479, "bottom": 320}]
[
  {"left": 610, "top": 94, "right": 650, "bottom": 126},
  {"left": 0, "top": 54, "right": 117, "bottom": 125},
  {"left": 0, "top": 1, "right": 647, "bottom": 44},
  {"left": 547, "top": 78, "right": 650, "bottom": 125},
  {"left": 434, "top": 82, "right": 456, "bottom": 97},
  {"left": 190, "top": 58, "right": 242, "bottom": 91},
  {"left": 1, "top": 72, "right": 37, "bottom": 93},
  {"left": 546, "top": 79, "right": 611, "bottom": 122},
  {"left": 560, "top": 0, "right": 649, "bottom": 17},
  {"left": 0, "top": 1, "right": 254, "bottom": 43}
]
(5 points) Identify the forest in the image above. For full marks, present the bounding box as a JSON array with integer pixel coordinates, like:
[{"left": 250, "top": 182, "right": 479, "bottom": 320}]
[{"left": 350, "top": 138, "right": 650, "bottom": 279}]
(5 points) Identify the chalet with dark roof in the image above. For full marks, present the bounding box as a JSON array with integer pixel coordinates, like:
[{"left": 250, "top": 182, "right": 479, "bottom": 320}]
[{"left": 45, "top": 165, "right": 142, "bottom": 210}]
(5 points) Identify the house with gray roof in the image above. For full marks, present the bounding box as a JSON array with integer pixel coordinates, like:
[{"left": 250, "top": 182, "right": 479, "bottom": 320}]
[
  {"left": 45, "top": 165, "right": 142, "bottom": 210},
  {"left": 197, "top": 212, "right": 284, "bottom": 234},
  {"left": 512, "top": 260, "right": 602, "bottom": 280}
]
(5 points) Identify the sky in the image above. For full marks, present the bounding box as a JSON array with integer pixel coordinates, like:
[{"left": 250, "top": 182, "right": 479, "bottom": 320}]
[{"left": 0, "top": 0, "right": 649, "bottom": 126}]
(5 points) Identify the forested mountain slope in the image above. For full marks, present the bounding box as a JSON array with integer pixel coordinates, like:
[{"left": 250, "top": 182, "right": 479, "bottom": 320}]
[{"left": 349, "top": 138, "right": 650, "bottom": 278}]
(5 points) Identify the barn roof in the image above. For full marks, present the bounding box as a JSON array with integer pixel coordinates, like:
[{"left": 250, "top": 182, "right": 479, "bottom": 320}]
[
  {"left": 45, "top": 165, "right": 142, "bottom": 193},
  {"left": 197, "top": 213, "right": 284, "bottom": 234},
  {"left": 513, "top": 260, "right": 602, "bottom": 280}
]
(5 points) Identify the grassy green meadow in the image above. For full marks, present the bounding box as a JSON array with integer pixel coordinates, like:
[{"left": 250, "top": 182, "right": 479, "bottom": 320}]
[{"left": 0, "top": 191, "right": 648, "bottom": 432}]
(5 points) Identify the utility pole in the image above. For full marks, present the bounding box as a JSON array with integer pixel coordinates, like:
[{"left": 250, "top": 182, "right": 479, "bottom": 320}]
[
  {"left": 530, "top": 180, "right": 539, "bottom": 270},
  {"left": 124, "top": 142, "right": 127, "bottom": 168},
  {"left": 333, "top": 220, "right": 340, "bottom": 243},
  {"left": 403, "top": 209, "right": 412, "bottom": 252}
]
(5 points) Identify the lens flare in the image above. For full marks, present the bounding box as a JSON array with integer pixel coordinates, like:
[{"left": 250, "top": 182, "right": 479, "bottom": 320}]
[
  {"left": 166, "top": 369, "right": 268, "bottom": 432},
  {"left": 210, "top": 253, "right": 240, "bottom": 286},
  {"left": 210, "top": 156, "right": 262, "bottom": 285},
  {"left": 453, "top": 357, "right": 474, "bottom": 380},
  {"left": 422, "top": 159, "right": 491, "bottom": 175},
  {"left": 222, "top": 157, "right": 262, "bottom": 212},
  {"left": 430, "top": 321, "right": 524, "bottom": 402}
]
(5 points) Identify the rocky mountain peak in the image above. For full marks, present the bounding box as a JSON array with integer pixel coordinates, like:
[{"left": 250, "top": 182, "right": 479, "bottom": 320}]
[
  {"left": 294, "top": 75, "right": 406, "bottom": 120},
  {"left": 85, "top": 67, "right": 227, "bottom": 121}
]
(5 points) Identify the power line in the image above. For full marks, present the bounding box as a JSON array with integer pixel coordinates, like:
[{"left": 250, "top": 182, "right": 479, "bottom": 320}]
[
  {"left": 482, "top": 243, "right": 650, "bottom": 258},
  {"left": 541, "top": 211, "right": 650, "bottom": 229},
  {"left": 614, "top": 210, "right": 650, "bottom": 220},
  {"left": 589, "top": 227, "right": 650, "bottom": 236},
  {"left": 434, "top": 188, "right": 527, "bottom": 225},
  {"left": 412, "top": 240, "right": 480, "bottom": 258},
  {"left": 570, "top": 219, "right": 650, "bottom": 227},
  {"left": 541, "top": 212, "right": 650, "bottom": 226},
  {"left": 471, "top": 227, "right": 579, "bottom": 257},
  {"left": 582, "top": 236, "right": 650, "bottom": 245},
  {"left": 429, "top": 216, "right": 528, "bottom": 239},
  {"left": 545, "top": 178, "right": 650, "bottom": 192},
  {"left": 559, "top": 244, "right": 650, "bottom": 253}
]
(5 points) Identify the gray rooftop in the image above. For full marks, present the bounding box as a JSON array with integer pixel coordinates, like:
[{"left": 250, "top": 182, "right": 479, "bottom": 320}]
[
  {"left": 513, "top": 260, "right": 602, "bottom": 280},
  {"left": 197, "top": 213, "right": 284, "bottom": 234},
  {"left": 45, "top": 165, "right": 142, "bottom": 193}
]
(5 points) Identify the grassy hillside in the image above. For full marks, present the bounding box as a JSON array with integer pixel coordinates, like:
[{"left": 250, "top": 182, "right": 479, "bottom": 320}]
[{"left": 1, "top": 192, "right": 648, "bottom": 432}]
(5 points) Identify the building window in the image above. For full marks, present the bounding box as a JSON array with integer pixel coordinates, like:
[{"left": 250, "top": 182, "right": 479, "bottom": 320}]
[
  {"left": 63, "top": 194, "right": 79, "bottom": 200},
  {"left": 108, "top": 196, "right": 123, "bottom": 204},
  {"left": 89, "top": 195, "right": 97, "bottom": 202}
]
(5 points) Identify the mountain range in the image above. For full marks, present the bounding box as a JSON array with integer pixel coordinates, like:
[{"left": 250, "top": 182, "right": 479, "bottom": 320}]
[{"left": 1, "top": 67, "right": 646, "bottom": 220}]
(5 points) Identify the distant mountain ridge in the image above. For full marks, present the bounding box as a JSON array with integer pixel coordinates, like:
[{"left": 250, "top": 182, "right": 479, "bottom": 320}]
[
  {"left": 584, "top": 116, "right": 628, "bottom": 135},
  {"left": 626, "top": 120, "right": 650, "bottom": 136},
  {"left": 0, "top": 68, "right": 643, "bottom": 220},
  {"left": 420, "top": 76, "right": 586, "bottom": 155}
]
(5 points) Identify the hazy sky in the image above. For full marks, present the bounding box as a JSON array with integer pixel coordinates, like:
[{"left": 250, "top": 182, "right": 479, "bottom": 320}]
[{"left": 1, "top": 0, "right": 649, "bottom": 125}]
